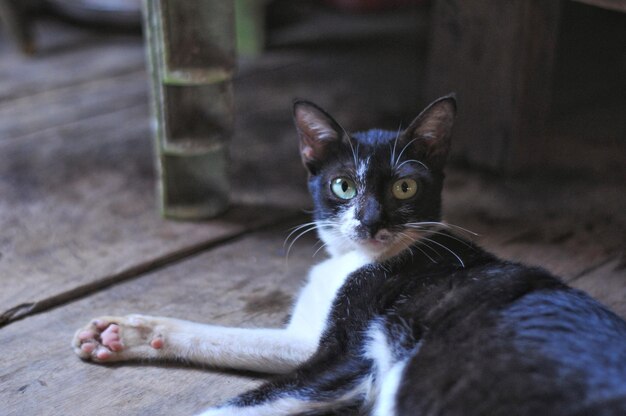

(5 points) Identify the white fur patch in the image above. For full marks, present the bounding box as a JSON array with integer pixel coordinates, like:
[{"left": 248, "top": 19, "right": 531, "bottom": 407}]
[
  {"left": 365, "top": 322, "right": 395, "bottom": 376},
  {"left": 365, "top": 322, "right": 417, "bottom": 416},
  {"left": 339, "top": 205, "right": 361, "bottom": 244},
  {"left": 372, "top": 357, "right": 409, "bottom": 416},
  {"left": 356, "top": 156, "right": 370, "bottom": 182},
  {"left": 198, "top": 397, "right": 316, "bottom": 416},
  {"left": 199, "top": 376, "right": 376, "bottom": 416},
  {"left": 288, "top": 251, "right": 370, "bottom": 341}
]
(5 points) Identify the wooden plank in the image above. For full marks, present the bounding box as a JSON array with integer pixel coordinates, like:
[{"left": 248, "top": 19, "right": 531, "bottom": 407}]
[
  {"left": 0, "top": 21, "right": 145, "bottom": 102},
  {"left": 0, "top": 33, "right": 318, "bottom": 327},
  {"left": 570, "top": 258, "right": 626, "bottom": 318},
  {"left": 0, "top": 225, "right": 317, "bottom": 415},
  {"left": 0, "top": 102, "right": 299, "bottom": 326},
  {"left": 425, "top": 0, "right": 562, "bottom": 171},
  {"left": 0, "top": 70, "right": 147, "bottom": 140},
  {"left": 442, "top": 170, "right": 626, "bottom": 280},
  {"left": 446, "top": 217, "right": 622, "bottom": 283}
]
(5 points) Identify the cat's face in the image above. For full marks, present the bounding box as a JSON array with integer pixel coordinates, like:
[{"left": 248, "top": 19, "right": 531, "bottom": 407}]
[{"left": 293, "top": 96, "right": 456, "bottom": 260}]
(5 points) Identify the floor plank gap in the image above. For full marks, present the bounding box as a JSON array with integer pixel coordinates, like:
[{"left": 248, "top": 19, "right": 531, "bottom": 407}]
[{"left": 0, "top": 211, "right": 307, "bottom": 329}]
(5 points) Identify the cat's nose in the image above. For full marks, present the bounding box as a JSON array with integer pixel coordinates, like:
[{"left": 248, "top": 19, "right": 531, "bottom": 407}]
[
  {"left": 357, "top": 220, "right": 379, "bottom": 239},
  {"left": 357, "top": 198, "right": 382, "bottom": 238}
]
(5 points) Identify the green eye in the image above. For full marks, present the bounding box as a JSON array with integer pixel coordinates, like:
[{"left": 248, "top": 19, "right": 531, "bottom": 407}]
[
  {"left": 392, "top": 178, "right": 420, "bottom": 200},
  {"left": 331, "top": 177, "right": 357, "bottom": 200}
]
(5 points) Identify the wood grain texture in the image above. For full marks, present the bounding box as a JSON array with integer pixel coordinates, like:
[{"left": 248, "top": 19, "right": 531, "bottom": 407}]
[
  {"left": 571, "top": 258, "right": 626, "bottom": 318},
  {"left": 426, "top": 0, "right": 561, "bottom": 171},
  {"left": 0, "top": 27, "right": 322, "bottom": 326},
  {"left": 0, "top": 21, "right": 145, "bottom": 102},
  {"left": 0, "top": 70, "right": 147, "bottom": 140},
  {"left": 2, "top": 183, "right": 624, "bottom": 414},
  {"left": 0, "top": 102, "right": 298, "bottom": 326},
  {"left": 143, "top": 0, "right": 236, "bottom": 219},
  {"left": 442, "top": 170, "right": 626, "bottom": 281},
  {"left": 0, "top": 227, "right": 317, "bottom": 416}
]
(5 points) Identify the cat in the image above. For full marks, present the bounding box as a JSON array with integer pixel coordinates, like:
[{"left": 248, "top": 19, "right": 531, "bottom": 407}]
[{"left": 73, "top": 95, "right": 626, "bottom": 416}]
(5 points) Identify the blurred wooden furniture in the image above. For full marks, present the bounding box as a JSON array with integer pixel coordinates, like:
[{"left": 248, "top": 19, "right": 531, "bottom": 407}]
[
  {"left": 426, "top": 0, "right": 626, "bottom": 172},
  {"left": 143, "top": 0, "right": 235, "bottom": 219},
  {"left": 0, "top": 0, "right": 40, "bottom": 54},
  {"left": 0, "top": 0, "right": 237, "bottom": 219}
]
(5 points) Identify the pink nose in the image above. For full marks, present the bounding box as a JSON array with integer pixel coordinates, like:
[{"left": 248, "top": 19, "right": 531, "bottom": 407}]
[{"left": 374, "top": 229, "right": 391, "bottom": 242}]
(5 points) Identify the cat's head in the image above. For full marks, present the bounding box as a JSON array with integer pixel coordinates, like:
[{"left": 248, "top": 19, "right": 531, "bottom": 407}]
[{"left": 293, "top": 95, "right": 456, "bottom": 260}]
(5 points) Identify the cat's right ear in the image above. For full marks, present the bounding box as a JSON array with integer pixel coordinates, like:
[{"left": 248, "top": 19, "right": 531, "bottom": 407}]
[
  {"left": 402, "top": 94, "right": 456, "bottom": 172},
  {"left": 293, "top": 100, "right": 344, "bottom": 174}
]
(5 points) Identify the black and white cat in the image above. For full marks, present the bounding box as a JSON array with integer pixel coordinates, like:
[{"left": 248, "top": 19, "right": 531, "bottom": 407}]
[{"left": 73, "top": 95, "right": 626, "bottom": 415}]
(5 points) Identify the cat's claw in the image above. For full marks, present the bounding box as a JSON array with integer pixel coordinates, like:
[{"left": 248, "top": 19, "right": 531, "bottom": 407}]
[{"left": 72, "top": 315, "right": 165, "bottom": 362}]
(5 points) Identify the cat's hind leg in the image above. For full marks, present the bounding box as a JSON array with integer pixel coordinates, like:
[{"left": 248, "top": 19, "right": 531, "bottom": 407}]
[{"left": 198, "top": 359, "right": 373, "bottom": 416}]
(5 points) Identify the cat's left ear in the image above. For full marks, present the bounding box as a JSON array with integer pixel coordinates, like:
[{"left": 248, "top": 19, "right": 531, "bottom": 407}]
[
  {"left": 402, "top": 94, "right": 456, "bottom": 171},
  {"left": 293, "top": 100, "right": 345, "bottom": 175}
]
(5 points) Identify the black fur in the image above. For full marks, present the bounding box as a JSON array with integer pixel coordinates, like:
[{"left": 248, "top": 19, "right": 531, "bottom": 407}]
[{"left": 222, "top": 97, "right": 626, "bottom": 415}]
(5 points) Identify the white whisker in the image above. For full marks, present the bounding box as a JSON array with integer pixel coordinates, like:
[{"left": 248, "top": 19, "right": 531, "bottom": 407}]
[
  {"left": 413, "top": 245, "right": 438, "bottom": 264},
  {"left": 416, "top": 238, "right": 444, "bottom": 258},
  {"left": 285, "top": 226, "right": 323, "bottom": 259},
  {"left": 395, "top": 159, "right": 429, "bottom": 172},
  {"left": 312, "top": 239, "right": 325, "bottom": 249},
  {"left": 338, "top": 125, "right": 359, "bottom": 168},
  {"left": 313, "top": 242, "right": 329, "bottom": 257},
  {"left": 283, "top": 221, "right": 334, "bottom": 248},
  {"left": 283, "top": 219, "right": 340, "bottom": 260},
  {"left": 403, "top": 221, "right": 479, "bottom": 237},
  {"left": 393, "top": 137, "right": 419, "bottom": 169},
  {"left": 402, "top": 226, "right": 474, "bottom": 249},
  {"left": 284, "top": 222, "right": 319, "bottom": 243},
  {"left": 397, "top": 231, "right": 437, "bottom": 264},
  {"left": 397, "top": 237, "right": 418, "bottom": 261},
  {"left": 421, "top": 237, "right": 465, "bottom": 267},
  {"left": 390, "top": 123, "right": 403, "bottom": 167}
]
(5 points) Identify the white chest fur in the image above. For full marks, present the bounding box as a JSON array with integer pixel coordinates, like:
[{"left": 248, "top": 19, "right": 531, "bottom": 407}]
[{"left": 287, "top": 251, "right": 371, "bottom": 342}]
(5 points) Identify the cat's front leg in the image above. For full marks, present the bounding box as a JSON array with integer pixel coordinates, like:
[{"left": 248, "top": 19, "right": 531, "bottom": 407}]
[
  {"left": 72, "top": 314, "right": 317, "bottom": 373},
  {"left": 72, "top": 314, "right": 172, "bottom": 362}
]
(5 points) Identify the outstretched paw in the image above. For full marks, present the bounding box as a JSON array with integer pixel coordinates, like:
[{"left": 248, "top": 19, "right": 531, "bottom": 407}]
[{"left": 72, "top": 315, "right": 165, "bottom": 363}]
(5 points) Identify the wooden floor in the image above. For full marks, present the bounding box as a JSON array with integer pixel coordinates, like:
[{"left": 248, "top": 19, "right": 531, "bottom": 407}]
[{"left": 1, "top": 14, "right": 625, "bottom": 416}]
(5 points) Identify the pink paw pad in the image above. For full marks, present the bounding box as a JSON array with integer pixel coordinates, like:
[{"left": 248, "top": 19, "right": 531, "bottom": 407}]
[
  {"left": 96, "top": 348, "right": 112, "bottom": 360},
  {"left": 81, "top": 342, "right": 96, "bottom": 353},
  {"left": 101, "top": 324, "right": 122, "bottom": 349},
  {"left": 93, "top": 319, "right": 110, "bottom": 330},
  {"left": 108, "top": 341, "right": 124, "bottom": 352},
  {"left": 150, "top": 336, "right": 164, "bottom": 349},
  {"left": 78, "top": 330, "right": 95, "bottom": 341}
]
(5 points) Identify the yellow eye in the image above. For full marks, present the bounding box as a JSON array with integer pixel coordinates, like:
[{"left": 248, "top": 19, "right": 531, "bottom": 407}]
[
  {"left": 331, "top": 177, "right": 357, "bottom": 200},
  {"left": 392, "top": 178, "right": 419, "bottom": 200}
]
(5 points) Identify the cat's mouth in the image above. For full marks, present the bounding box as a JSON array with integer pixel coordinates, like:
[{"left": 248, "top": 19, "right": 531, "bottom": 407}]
[
  {"left": 361, "top": 238, "right": 387, "bottom": 250},
  {"left": 363, "top": 238, "right": 385, "bottom": 246},
  {"left": 354, "top": 229, "right": 401, "bottom": 256},
  {"left": 359, "top": 229, "right": 392, "bottom": 246},
  {"left": 354, "top": 227, "right": 429, "bottom": 259}
]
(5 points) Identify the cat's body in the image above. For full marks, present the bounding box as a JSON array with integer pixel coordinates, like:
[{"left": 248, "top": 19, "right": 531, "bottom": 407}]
[
  {"left": 227, "top": 236, "right": 626, "bottom": 416},
  {"left": 73, "top": 96, "right": 626, "bottom": 415}
]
